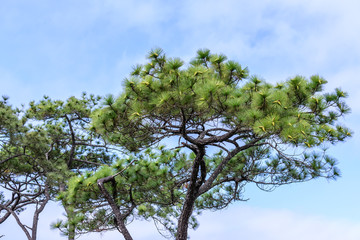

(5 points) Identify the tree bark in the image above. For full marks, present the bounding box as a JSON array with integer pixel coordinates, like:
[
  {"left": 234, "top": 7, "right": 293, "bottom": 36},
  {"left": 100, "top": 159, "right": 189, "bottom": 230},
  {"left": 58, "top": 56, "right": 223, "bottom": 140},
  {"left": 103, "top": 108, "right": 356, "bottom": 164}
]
[
  {"left": 97, "top": 176, "right": 133, "bottom": 240},
  {"left": 176, "top": 187, "right": 198, "bottom": 240},
  {"left": 0, "top": 193, "right": 21, "bottom": 224},
  {"left": 115, "top": 217, "right": 134, "bottom": 240},
  {"left": 31, "top": 184, "right": 50, "bottom": 240},
  {"left": 176, "top": 146, "right": 205, "bottom": 240}
]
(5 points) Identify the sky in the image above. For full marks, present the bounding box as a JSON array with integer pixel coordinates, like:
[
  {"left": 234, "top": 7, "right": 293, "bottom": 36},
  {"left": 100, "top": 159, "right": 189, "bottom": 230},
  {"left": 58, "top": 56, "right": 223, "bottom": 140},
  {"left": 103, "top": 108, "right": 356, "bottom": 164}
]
[{"left": 1, "top": 0, "right": 360, "bottom": 239}]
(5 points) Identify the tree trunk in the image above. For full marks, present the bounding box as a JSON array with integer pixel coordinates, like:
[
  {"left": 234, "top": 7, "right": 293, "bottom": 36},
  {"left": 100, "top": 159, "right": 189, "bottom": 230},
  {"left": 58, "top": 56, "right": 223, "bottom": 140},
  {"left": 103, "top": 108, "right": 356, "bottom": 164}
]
[
  {"left": 176, "top": 146, "right": 205, "bottom": 240},
  {"left": 117, "top": 219, "right": 134, "bottom": 240},
  {"left": 176, "top": 188, "right": 198, "bottom": 240},
  {"left": 31, "top": 185, "right": 50, "bottom": 240},
  {"left": 97, "top": 176, "right": 134, "bottom": 240}
]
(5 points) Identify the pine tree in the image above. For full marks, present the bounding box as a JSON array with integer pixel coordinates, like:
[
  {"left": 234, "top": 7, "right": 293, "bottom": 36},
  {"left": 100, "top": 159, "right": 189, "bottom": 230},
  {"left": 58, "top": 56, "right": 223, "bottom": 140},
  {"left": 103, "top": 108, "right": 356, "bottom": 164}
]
[
  {"left": 25, "top": 93, "right": 117, "bottom": 240},
  {"left": 92, "top": 48, "right": 352, "bottom": 240},
  {"left": 0, "top": 94, "right": 115, "bottom": 240},
  {"left": 0, "top": 96, "right": 51, "bottom": 240}
]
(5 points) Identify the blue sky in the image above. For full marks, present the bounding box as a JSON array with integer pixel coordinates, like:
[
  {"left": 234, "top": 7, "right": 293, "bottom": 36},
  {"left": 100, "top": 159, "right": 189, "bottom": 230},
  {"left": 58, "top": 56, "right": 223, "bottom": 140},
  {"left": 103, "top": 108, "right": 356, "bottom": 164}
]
[{"left": 1, "top": 0, "right": 360, "bottom": 239}]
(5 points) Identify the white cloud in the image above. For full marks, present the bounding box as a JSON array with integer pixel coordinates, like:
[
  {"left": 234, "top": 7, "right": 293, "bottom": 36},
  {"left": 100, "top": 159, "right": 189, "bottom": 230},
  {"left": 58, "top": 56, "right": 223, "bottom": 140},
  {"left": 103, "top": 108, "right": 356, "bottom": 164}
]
[
  {"left": 171, "top": 0, "right": 360, "bottom": 78},
  {"left": 189, "top": 205, "right": 360, "bottom": 240},
  {"left": 43, "top": 0, "right": 175, "bottom": 34}
]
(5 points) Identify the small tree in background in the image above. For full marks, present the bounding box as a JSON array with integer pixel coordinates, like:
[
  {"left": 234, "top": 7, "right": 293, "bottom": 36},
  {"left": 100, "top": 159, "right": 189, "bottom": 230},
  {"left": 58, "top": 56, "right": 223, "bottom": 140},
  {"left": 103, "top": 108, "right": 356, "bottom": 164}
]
[
  {"left": 25, "top": 94, "right": 118, "bottom": 240},
  {"left": 0, "top": 96, "right": 52, "bottom": 240},
  {"left": 0, "top": 94, "right": 117, "bottom": 240},
  {"left": 92, "top": 48, "right": 352, "bottom": 240}
]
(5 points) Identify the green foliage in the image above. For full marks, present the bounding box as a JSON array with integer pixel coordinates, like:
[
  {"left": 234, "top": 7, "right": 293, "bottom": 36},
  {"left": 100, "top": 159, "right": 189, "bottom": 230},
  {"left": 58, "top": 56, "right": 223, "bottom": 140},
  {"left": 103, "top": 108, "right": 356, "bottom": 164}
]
[{"left": 61, "top": 148, "right": 191, "bottom": 236}]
